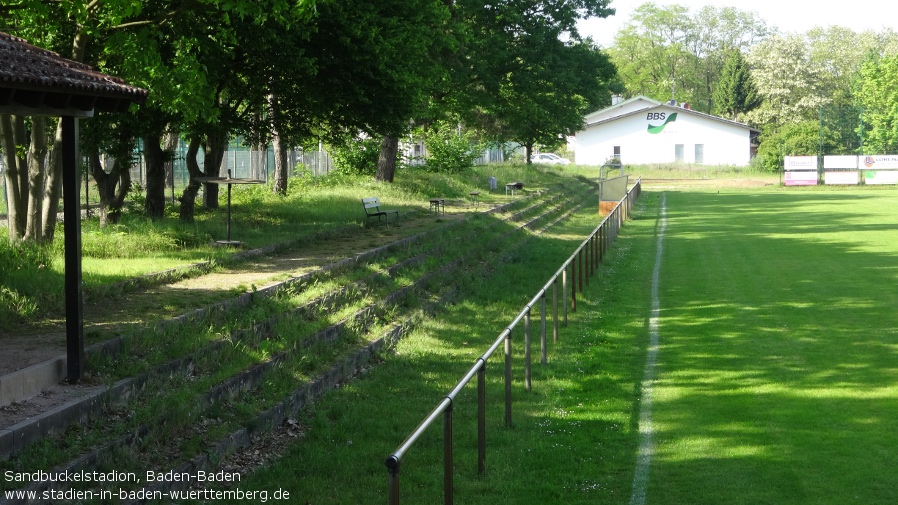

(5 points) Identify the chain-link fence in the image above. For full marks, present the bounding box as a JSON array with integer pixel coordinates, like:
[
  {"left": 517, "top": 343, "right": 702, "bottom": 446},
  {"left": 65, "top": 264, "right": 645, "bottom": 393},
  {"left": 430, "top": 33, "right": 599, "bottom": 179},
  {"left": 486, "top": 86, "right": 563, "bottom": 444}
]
[
  {"left": 2, "top": 139, "right": 511, "bottom": 220},
  {"left": 820, "top": 105, "right": 865, "bottom": 155},
  {"left": 129, "top": 139, "right": 334, "bottom": 204}
]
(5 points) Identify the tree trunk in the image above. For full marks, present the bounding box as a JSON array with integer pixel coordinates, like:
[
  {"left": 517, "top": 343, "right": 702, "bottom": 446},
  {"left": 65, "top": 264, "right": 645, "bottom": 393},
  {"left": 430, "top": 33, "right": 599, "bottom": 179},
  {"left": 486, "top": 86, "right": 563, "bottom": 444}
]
[
  {"left": 143, "top": 133, "right": 167, "bottom": 219},
  {"left": 163, "top": 130, "right": 180, "bottom": 205},
  {"left": 24, "top": 116, "right": 47, "bottom": 242},
  {"left": 375, "top": 136, "right": 399, "bottom": 183},
  {"left": 1, "top": 114, "right": 27, "bottom": 240},
  {"left": 41, "top": 120, "right": 64, "bottom": 241},
  {"left": 525, "top": 143, "right": 533, "bottom": 165},
  {"left": 179, "top": 138, "right": 203, "bottom": 222},
  {"left": 90, "top": 149, "right": 131, "bottom": 227},
  {"left": 269, "top": 93, "right": 288, "bottom": 196},
  {"left": 202, "top": 131, "right": 228, "bottom": 209}
]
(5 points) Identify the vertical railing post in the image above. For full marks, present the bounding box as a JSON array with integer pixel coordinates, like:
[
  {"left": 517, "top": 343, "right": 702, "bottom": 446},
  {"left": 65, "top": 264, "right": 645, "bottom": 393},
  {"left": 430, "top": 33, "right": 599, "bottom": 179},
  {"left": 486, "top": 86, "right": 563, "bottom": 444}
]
[
  {"left": 571, "top": 261, "right": 577, "bottom": 313},
  {"left": 477, "top": 364, "right": 486, "bottom": 476},
  {"left": 563, "top": 266, "right": 569, "bottom": 322},
  {"left": 524, "top": 309, "right": 532, "bottom": 391},
  {"left": 585, "top": 237, "right": 591, "bottom": 286},
  {"left": 553, "top": 278, "right": 559, "bottom": 342},
  {"left": 444, "top": 405, "right": 454, "bottom": 505},
  {"left": 594, "top": 231, "right": 599, "bottom": 269},
  {"left": 540, "top": 293, "right": 547, "bottom": 365},
  {"left": 504, "top": 330, "right": 513, "bottom": 428},
  {"left": 600, "top": 226, "right": 605, "bottom": 262},
  {"left": 578, "top": 249, "right": 584, "bottom": 293},
  {"left": 388, "top": 463, "right": 400, "bottom": 505}
]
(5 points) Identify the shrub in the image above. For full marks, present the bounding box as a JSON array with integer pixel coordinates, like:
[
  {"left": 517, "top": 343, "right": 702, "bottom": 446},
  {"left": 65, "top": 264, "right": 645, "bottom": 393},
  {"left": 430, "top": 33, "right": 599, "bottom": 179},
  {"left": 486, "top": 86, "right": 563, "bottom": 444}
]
[
  {"left": 329, "top": 137, "right": 382, "bottom": 176},
  {"left": 421, "top": 122, "right": 483, "bottom": 174}
]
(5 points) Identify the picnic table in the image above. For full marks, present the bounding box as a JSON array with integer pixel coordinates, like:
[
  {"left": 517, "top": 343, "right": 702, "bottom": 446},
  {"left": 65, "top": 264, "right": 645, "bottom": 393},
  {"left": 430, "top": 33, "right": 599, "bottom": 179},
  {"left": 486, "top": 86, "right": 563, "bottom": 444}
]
[
  {"left": 429, "top": 198, "right": 445, "bottom": 216},
  {"left": 505, "top": 181, "right": 524, "bottom": 195},
  {"left": 194, "top": 170, "right": 265, "bottom": 246}
]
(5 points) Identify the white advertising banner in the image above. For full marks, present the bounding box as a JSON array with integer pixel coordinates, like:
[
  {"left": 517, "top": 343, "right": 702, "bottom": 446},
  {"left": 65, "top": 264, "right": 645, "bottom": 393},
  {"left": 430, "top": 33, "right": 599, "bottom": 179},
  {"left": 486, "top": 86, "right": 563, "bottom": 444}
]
[
  {"left": 823, "top": 156, "right": 858, "bottom": 169},
  {"left": 864, "top": 170, "right": 898, "bottom": 185},
  {"left": 824, "top": 171, "right": 859, "bottom": 185},
  {"left": 784, "top": 156, "right": 818, "bottom": 171},
  {"left": 861, "top": 155, "right": 898, "bottom": 169},
  {"left": 784, "top": 171, "right": 818, "bottom": 186}
]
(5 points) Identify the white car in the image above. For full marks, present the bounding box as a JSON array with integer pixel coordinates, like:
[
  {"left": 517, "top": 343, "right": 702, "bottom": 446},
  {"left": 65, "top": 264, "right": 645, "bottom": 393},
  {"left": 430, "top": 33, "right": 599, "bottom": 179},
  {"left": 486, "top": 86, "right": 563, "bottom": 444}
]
[{"left": 530, "top": 153, "right": 571, "bottom": 165}]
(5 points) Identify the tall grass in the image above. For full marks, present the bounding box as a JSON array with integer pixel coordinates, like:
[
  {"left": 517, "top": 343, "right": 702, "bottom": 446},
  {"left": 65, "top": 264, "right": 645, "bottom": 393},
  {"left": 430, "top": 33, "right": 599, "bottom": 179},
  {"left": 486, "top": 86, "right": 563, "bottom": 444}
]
[{"left": 0, "top": 164, "right": 576, "bottom": 327}]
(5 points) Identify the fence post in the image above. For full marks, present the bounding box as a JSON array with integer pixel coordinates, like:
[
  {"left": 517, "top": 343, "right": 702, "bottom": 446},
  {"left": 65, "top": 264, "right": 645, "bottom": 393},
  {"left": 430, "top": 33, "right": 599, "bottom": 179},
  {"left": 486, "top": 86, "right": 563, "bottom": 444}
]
[
  {"left": 540, "top": 293, "right": 547, "bottom": 365},
  {"left": 586, "top": 237, "right": 591, "bottom": 286},
  {"left": 594, "top": 231, "right": 600, "bottom": 269},
  {"left": 563, "top": 267, "right": 569, "bottom": 323},
  {"left": 477, "top": 364, "right": 486, "bottom": 476},
  {"left": 524, "top": 309, "right": 532, "bottom": 391},
  {"left": 388, "top": 463, "right": 400, "bottom": 505},
  {"left": 553, "top": 278, "right": 559, "bottom": 342},
  {"left": 504, "top": 330, "right": 513, "bottom": 428},
  {"left": 444, "top": 405, "right": 454, "bottom": 505},
  {"left": 578, "top": 249, "right": 584, "bottom": 293},
  {"left": 571, "top": 261, "right": 577, "bottom": 313}
]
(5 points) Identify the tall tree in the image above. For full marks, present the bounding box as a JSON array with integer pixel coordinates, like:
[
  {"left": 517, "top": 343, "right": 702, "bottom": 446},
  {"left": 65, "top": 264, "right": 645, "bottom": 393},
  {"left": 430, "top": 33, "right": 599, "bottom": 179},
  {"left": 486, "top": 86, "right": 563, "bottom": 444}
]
[
  {"left": 743, "top": 33, "right": 830, "bottom": 129},
  {"left": 854, "top": 53, "right": 898, "bottom": 154},
  {"left": 712, "top": 50, "right": 759, "bottom": 121},
  {"left": 452, "top": 0, "right": 616, "bottom": 160},
  {"left": 608, "top": 2, "right": 770, "bottom": 113}
]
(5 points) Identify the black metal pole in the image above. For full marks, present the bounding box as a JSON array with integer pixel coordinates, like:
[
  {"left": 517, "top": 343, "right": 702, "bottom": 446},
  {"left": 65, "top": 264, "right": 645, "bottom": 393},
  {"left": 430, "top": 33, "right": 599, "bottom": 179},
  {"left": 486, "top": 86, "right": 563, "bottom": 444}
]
[
  {"left": 62, "top": 116, "right": 84, "bottom": 382},
  {"left": 226, "top": 182, "right": 232, "bottom": 243}
]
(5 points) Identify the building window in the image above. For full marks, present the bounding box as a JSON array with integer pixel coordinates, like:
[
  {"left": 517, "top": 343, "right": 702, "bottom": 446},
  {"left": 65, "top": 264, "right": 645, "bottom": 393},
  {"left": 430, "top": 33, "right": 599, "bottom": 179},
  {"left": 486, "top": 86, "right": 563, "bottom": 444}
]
[
  {"left": 613, "top": 145, "right": 621, "bottom": 159},
  {"left": 695, "top": 144, "right": 704, "bottom": 164},
  {"left": 675, "top": 144, "right": 684, "bottom": 162}
]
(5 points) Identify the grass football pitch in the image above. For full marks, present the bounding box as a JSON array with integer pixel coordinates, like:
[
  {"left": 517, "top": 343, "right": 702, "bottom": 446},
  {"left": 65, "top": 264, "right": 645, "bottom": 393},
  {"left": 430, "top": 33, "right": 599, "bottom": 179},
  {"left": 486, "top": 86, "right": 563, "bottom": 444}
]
[{"left": 640, "top": 186, "right": 898, "bottom": 504}]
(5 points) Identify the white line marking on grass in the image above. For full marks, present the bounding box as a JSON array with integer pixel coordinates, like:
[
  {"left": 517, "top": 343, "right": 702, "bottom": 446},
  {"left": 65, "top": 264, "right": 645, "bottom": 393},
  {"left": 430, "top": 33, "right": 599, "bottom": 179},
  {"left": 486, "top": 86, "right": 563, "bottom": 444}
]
[{"left": 630, "top": 192, "right": 667, "bottom": 505}]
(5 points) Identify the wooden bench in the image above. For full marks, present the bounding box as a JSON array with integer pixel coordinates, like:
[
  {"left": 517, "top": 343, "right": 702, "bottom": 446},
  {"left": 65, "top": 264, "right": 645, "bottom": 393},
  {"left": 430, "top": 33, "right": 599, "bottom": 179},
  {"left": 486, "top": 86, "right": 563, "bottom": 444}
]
[
  {"left": 362, "top": 197, "right": 399, "bottom": 226},
  {"left": 505, "top": 181, "right": 524, "bottom": 195}
]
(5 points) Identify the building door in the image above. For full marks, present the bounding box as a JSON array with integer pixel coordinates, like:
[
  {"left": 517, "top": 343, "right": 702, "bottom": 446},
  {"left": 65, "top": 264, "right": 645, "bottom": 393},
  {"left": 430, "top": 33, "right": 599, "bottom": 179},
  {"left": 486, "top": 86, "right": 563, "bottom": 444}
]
[{"left": 695, "top": 144, "right": 704, "bottom": 164}]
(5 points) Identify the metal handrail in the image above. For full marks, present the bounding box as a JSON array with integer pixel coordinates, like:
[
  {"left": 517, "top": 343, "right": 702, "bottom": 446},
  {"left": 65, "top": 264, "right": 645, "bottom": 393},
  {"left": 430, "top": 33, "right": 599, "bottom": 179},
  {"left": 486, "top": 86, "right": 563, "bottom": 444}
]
[{"left": 386, "top": 178, "right": 642, "bottom": 505}]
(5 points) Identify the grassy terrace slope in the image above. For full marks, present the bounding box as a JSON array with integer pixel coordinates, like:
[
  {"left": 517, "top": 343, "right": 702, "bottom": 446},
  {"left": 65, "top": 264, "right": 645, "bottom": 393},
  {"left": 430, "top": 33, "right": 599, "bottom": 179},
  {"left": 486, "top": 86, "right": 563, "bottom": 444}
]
[{"left": 2, "top": 164, "right": 643, "bottom": 504}]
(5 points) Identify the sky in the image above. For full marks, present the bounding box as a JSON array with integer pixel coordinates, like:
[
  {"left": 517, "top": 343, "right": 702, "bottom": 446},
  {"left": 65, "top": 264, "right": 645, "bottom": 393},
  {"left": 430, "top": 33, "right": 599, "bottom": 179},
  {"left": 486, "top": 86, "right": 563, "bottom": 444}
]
[{"left": 578, "top": 0, "right": 898, "bottom": 47}]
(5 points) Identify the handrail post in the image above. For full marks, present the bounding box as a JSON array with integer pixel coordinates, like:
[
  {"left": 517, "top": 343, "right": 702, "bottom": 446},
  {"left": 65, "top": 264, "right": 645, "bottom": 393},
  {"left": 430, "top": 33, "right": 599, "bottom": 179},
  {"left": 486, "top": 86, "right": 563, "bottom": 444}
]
[
  {"left": 524, "top": 308, "right": 532, "bottom": 391},
  {"left": 571, "top": 261, "right": 577, "bottom": 313},
  {"left": 444, "top": 404, "right": 454, "bottom": 505},
  {"left": 388, "top": 461, "right": 400, "bottom": 505},
  {"left": 563, "top": 266, "right": 569, "bottom": 322},
  {"left": 540, "top": 293, "right": 547, "bottom": 365},
  {"left": 594, "top": 231, "right": 599, "bottom": 269},
  {"left": 578, "top": 249, "right": 584, "bottom": 293},
  {"left": 477, "top": 364, "right": 486, "bottom": 476},
  {"left": 583, "top": 238, "right": 592, "bottom": 286},
  {"left": 504, "top": 330, "right": 513, "bottom": 428},
  {"left": 553, "top": 278, "right": 559, "bottom": 342},
  {"left": 600, "top": 226, "right": 605, "bottom": 262}
]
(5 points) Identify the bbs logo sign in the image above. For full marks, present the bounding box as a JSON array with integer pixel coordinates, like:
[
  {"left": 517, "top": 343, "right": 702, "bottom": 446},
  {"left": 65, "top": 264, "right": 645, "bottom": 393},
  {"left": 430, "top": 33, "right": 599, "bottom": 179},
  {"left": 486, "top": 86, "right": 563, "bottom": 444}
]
[{"left": 646, "top": 112, "right": 678, "bottom": 134}]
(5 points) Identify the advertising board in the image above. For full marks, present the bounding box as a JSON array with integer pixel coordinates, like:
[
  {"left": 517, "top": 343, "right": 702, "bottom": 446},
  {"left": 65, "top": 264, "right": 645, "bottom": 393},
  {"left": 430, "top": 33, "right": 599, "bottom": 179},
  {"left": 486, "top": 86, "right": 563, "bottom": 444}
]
[
  {"left": 864, "top": 170, "right": 898, "bottom": 185},
  {"left": 824, "top": 171, "right": 859, "bottom": 185},
  {"left": 784, "top": 171, "right": 818, "bottom": 186},
  {"left": 784, "top": 156, "right": 817, "bottom": 171}
]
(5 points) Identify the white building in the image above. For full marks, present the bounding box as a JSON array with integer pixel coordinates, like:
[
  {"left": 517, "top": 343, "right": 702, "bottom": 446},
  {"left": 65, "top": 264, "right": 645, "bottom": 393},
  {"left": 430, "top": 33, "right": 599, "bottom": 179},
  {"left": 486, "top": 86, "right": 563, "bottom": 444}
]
[{"left": 571, "top": 96, "right": 758, "bottom": 166}]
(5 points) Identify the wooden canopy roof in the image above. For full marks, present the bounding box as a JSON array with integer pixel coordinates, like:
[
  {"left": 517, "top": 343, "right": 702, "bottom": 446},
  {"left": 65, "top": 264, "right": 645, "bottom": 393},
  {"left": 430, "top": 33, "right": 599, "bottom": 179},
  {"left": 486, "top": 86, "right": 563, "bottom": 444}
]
[
  {"left": 0, "top": 31, "right": 148, "bottom": 117},
  {"left": 0, "top": 30, "right": 148, "bottom": 384}
]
